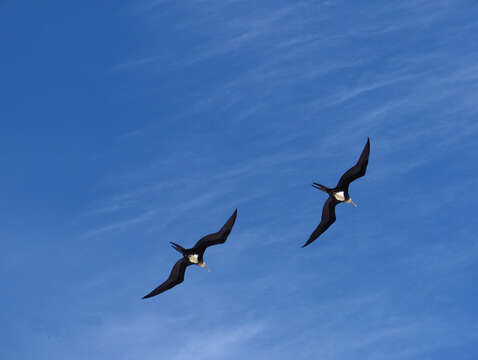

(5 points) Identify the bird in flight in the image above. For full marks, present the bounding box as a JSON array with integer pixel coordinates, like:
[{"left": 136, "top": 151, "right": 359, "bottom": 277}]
[
  {"left": 142, "top": 209, "right": 238, "bottom": 299},
  {"left": 302, "top": 138, "right": 370, "bottom": 248}
]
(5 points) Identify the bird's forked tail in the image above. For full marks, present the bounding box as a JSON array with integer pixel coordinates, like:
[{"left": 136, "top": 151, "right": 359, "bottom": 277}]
[
  {"left": 312, "top": 182, "right": 330, "bottom": 193},
  {"left": 170, "top": 242, "right": 186, "bottom": 255}
]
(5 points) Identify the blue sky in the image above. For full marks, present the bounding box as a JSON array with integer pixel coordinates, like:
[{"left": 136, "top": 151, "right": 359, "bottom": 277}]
[{"left": 1, "top": 0, "right": 478, "bottom": 359}]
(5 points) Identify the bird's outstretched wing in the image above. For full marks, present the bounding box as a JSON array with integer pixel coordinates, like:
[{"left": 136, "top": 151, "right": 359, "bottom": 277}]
[
  {"left": 302, "top": 197, "right": 339, "bottom": 247},
  {"left": 142, "top": 258, "right": 190, "bottom": 299},
  {"left": 193, "top": 209, "right": 238, "bottom": 254},
  {"left": 336, "top": 137, "right": 370, "bottom": 192}
]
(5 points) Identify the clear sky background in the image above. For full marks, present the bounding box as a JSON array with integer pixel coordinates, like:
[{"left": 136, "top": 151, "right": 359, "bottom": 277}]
[{"left": 1, "top": 1, "right": 478, "bottom": 359}]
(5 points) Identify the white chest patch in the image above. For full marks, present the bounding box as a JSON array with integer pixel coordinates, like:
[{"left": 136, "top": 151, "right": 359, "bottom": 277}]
[
  {"left": 188, "top": 254, "right": 199, "bottom": 264},
  {"left": 334, "top": 191, "right": 345, "bottom": 201}
]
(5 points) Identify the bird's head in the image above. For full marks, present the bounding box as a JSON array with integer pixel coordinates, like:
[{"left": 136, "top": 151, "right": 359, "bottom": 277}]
[
  {"left": 198, "top": 261, "right": 210, "bottom": 272},
  {"left": 345, "top": 198, "right": 357, "bottom": 207}
]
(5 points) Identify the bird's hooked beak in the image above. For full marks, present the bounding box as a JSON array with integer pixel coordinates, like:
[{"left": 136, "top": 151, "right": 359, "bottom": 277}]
[
  {"left": 199, "top": 262, "right": 210, "bottom": 272},
  {"left": 346, "top": 198, "right": 357, "bottom": 207}
]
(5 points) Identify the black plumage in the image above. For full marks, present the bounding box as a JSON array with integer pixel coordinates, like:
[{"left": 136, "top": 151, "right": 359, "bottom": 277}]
[
  {"left": 302, "top": 138, "right": 370, "bottom": 248},
  {"left": 142, "top": 258, "right": 190, "bottom": 299},
  {"left": 142, "top": 209, "right": 237, "bottom": 299}
]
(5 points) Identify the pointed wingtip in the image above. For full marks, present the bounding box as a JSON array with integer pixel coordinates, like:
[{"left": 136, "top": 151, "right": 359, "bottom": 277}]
[
  {"left": 142, "top": 293, "right": 154, "bottom": 300},
  {"left": 221, "top": 209, "right": 238, "bottom": 232},
  {"left": 363, "top": 137, "right": 370, "bottom": 155}
]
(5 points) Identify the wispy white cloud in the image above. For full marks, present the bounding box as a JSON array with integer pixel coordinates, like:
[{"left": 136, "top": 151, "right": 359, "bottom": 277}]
[
  {"left": 35, "top": 310, "right": 265, "bottom": 360},
  {"left": 82, "top": 208, "right": 158, "bottom": 238},
  {"left": 172, "top": 323, "right": 265, "bottom": 360},
  {"left": 62, "top": 2, "right": 478, "bottom": 360}
]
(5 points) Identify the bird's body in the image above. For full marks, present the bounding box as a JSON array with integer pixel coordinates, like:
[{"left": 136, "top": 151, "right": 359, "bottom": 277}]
[
  {"left": 302, "top": 138, "right": 370, "bottom": 248},
  {"left": 187, "top": 254, "right": 200, "bottom": 264},
  {"left": 142, "top": 209, "right": 238, "bottom": 299},
  {"left": 333, "top": 191, "right": 346, "bottom": 202}
]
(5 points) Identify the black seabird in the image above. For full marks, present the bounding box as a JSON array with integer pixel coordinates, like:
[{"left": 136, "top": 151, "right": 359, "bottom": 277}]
[
  {"left": 142, "top": 209, "right": 238, "bottom": 299},
  {"left": 302, "top": 138, "right": 370, "bottom": 248}
]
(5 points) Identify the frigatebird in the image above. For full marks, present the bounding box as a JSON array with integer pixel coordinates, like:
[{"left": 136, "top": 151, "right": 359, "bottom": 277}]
[
  {"left": 302, "top": 138, "right": 370, "bottom": 248},
  {"left": 142, "top": 209, "right": 238, "bottom": 299}
]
